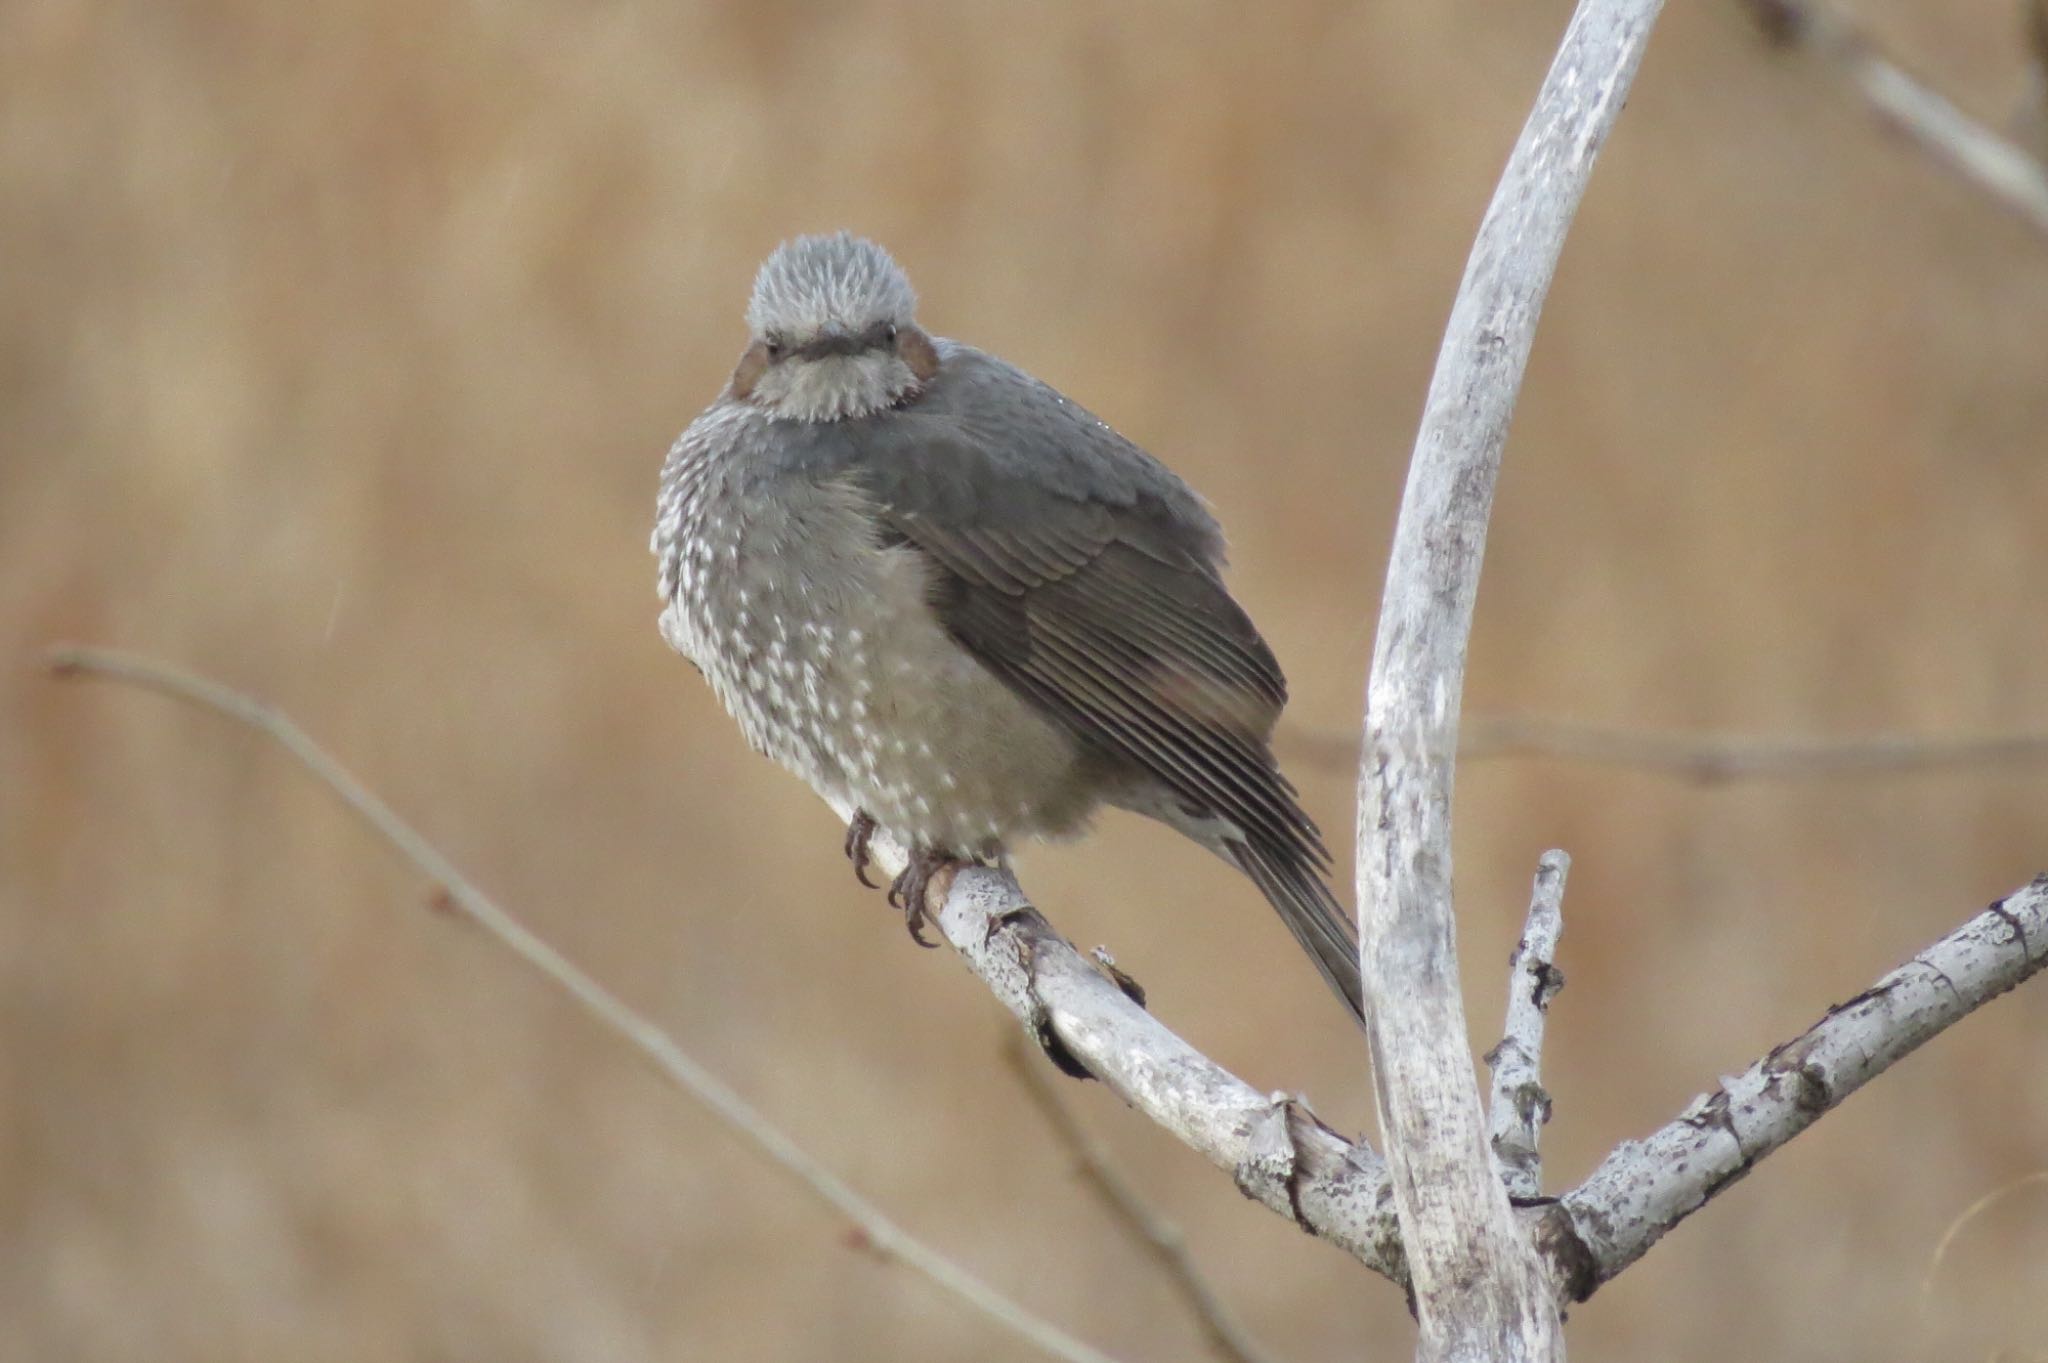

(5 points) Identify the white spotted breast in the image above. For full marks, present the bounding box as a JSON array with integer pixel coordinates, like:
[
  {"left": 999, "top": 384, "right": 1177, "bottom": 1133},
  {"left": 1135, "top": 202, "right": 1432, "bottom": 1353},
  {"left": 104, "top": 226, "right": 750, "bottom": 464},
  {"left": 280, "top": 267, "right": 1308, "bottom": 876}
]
[{"left": 653, "top": 405, "right": 1102, "bottom": 855}]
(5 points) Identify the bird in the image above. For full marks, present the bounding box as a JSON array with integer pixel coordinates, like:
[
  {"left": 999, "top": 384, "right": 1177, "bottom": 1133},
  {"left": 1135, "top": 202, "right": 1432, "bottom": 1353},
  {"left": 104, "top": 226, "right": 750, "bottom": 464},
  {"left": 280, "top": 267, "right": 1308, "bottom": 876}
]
[{"left": 651, "top": 232, "right": 1363, "bottom": 1026}]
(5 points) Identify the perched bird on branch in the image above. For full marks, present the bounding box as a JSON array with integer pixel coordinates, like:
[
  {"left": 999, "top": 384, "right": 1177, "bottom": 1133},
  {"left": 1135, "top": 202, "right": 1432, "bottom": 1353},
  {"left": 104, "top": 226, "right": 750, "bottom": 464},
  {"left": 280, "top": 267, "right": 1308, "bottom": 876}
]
[{"left": 652, "top": 232, "right": 1362, "bottom": 1025}]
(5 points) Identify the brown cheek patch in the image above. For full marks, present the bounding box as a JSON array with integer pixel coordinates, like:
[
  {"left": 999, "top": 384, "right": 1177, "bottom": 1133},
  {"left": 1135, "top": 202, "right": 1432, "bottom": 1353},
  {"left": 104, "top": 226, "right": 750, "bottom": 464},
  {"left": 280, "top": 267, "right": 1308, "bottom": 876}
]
[
  {"left": 730, "top": 343, "right": 769, "bottom": 399},
  {"left": 899, "top": 328, "right": 941, "bottom": 383}
]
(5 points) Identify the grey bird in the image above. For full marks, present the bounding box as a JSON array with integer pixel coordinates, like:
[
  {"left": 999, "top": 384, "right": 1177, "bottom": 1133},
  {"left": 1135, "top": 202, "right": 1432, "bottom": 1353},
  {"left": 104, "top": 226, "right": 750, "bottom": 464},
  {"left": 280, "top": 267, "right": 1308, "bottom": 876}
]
[{"left": 652, "top": 232, "right": 1363, "bottom": 1025}]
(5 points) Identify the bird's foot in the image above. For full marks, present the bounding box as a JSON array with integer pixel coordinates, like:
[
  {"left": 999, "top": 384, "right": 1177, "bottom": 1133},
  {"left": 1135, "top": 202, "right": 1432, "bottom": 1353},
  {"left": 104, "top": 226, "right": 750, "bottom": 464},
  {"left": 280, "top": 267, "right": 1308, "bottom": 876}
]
[
  {"left": 842, "top": 809, "right": 879, "bottom": 889},
  {"left": 887, "top": 847, "right": 957, "bottom": 949}
]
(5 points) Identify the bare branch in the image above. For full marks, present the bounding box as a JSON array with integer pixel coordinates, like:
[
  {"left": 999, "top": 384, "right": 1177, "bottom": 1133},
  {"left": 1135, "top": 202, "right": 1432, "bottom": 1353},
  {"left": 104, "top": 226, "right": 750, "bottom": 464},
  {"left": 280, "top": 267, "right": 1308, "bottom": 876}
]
[
  {"left": 1547, "top": 876, "right": 2048, "bottom": 1297},
  {"left": 1354, "top": 0, "right": 1663, "bottom": 1355},
  {"left": 1486, "top": 853, "right": 1570, "bottom": 1201},
  {"left": 43, "top": 646, "right": 1132, "bottom": 1363},
  {"left": 1280, "top": 716, "right": 2048, "bottom": 783},
  {"left": 923, "top": 865, "right": 1407, "bottom": 1282},
  {"left": 934, "top": 863, "right": 2048, "bottom": 1326},
  {"left": 1004, "top": 1036, "right": 1282, "bottom": 1363},
  {"left": 1736, "top": 0, "right": 2048, "bottom": 238},
  {"left": 809, "top": 799, "right": 1413, "bottom": 1285}
]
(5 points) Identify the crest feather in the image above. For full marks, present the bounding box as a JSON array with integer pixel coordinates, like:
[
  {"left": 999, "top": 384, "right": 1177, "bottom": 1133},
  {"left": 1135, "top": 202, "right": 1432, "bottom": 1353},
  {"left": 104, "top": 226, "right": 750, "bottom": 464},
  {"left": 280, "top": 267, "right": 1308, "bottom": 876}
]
[{"left": 746, "top": 232, "right": 918, "bottom": 339}]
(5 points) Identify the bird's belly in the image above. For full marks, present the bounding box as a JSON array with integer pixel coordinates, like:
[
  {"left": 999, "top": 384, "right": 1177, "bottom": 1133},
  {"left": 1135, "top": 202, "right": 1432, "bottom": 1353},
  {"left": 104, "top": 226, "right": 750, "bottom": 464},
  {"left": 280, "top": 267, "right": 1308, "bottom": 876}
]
[
  {"left": 841, "top": 606, "right": 1104, "bottom": 856},
  {"left": 664, "top": 488, "right": 1100, "bottom": 856}
]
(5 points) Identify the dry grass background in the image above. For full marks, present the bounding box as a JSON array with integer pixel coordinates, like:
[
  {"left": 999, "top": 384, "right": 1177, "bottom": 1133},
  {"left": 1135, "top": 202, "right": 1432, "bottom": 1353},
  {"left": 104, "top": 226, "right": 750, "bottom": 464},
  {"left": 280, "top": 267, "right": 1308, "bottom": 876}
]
[{"left": 5, "top": 0, "right": 2047, "bottom": 1359}]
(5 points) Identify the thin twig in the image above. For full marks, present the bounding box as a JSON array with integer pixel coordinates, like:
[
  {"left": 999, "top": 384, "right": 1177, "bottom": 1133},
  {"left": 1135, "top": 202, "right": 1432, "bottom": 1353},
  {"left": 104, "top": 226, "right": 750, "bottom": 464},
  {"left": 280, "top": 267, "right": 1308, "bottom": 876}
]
[
  {"left": 1916, "top": 1169, "right": 2048, "bottom": 1328},
  {"left": 1353, "top": 0, "right": 1663, "bottom": 1355},
  {"left": 43, "top": 645, "right": 1128, "bottom": 1363},
  {"left": 1280, "top": 717, "right": 2048, "bottom": 783},
  {"left": 1485, "top": 852, "right": 1570, "bottom": 1201},
  {"left": 1003, "top": 1036, "right": 1281, "bottom": 1363},
  {"left": 1736, "top": 0, "right": 2048, "bottom": 238}
]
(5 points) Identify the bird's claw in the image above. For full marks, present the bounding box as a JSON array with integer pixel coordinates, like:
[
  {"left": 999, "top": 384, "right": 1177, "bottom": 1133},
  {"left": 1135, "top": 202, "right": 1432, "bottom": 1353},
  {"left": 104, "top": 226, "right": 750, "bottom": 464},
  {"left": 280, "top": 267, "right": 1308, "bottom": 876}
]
[
  {"left": 841, "top": 813, "right": 950, "bottom": 948},
  {"left": 843, "top": 810, "right": 879, "bottom": 889},
  {"left": 887, "top": 848, "right": 952, "bottom": 949}
]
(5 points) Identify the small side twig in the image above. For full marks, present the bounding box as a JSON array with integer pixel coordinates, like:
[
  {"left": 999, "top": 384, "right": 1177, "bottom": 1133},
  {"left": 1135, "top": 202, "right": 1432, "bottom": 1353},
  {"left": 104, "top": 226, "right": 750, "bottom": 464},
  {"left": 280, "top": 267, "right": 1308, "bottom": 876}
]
[
  {"left": 1737, "top": 0, "right": 2048, "bottom": 238},
  {"left": 1486, "top": 852, "right": 1570, "bottom": 1202},
  {"left": 43, "top": 645, "right": 1128, "bottom": 1363},
  {"left": 1004, "top": 1035, "right": 1281, "bottom": 1363}
]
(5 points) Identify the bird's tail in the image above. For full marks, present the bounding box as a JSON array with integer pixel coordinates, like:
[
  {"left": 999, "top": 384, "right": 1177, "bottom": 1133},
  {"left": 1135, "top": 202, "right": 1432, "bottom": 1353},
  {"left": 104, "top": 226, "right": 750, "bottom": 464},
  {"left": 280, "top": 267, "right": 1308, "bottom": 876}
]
[{"left": 1226, "top": 837, "right": 1366, "bottom": 1029}]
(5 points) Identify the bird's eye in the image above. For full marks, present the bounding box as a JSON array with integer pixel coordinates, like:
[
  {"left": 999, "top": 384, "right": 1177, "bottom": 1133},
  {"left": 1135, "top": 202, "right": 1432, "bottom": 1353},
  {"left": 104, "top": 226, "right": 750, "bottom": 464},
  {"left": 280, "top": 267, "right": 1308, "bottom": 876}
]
[
  {"left": 884, "top": 324, "right": 899, "bottom": 341},
  {"left": 763, "top": 336, "right": 785, "bottom": 359}
]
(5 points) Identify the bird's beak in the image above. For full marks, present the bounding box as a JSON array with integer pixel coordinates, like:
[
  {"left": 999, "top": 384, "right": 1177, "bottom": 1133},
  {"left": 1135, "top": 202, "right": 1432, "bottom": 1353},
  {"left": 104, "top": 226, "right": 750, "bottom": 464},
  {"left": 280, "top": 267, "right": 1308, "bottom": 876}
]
[{"left": 796, "top": 327, "right": 866, "bottom": 360}]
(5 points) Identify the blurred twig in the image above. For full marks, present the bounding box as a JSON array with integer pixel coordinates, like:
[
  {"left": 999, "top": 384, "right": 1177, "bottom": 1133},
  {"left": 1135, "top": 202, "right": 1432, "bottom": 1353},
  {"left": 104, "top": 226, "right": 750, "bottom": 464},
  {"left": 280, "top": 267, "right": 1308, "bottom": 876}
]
[
  {"left": 1485, "top": 853, "right": 1569, "bottom": 1203},
  {"left": 43, "top": 645, "right": 1128, "bottom": 1363},
  {"left": 1917, "top": 1170, "right": 2048, "bottom": 1329},
  {"left": 1003, "top": 1035, "right": 1280, "bottom": 1363},
  {"left": 1280, "top": 716, "right": 2048, "bottom": 783},
  {"left": 1735, "top": 0, "right": 2048, "bottom": 238}
]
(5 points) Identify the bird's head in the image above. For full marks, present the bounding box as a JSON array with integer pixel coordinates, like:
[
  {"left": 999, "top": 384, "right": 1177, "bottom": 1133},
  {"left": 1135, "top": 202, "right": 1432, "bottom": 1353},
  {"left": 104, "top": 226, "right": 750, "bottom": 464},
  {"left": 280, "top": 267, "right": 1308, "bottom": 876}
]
[{"left": 731, "top": 232, "right": 941, "bottom": 422}]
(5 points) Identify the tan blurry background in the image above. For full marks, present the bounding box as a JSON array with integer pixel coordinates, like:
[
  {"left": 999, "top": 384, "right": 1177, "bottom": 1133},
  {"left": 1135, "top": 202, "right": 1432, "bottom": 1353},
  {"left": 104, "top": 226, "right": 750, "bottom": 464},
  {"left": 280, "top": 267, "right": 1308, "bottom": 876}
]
[{"left": 6, "top": 0, "right": 2048, "bottom": 1359}]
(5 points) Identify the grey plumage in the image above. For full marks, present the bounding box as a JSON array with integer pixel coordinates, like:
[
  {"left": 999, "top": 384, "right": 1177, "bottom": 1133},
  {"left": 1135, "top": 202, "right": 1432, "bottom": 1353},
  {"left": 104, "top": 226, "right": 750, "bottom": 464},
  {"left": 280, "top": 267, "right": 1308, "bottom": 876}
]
[{"left": 653, "top": 232, "right": 1363, "bottom": 1025}]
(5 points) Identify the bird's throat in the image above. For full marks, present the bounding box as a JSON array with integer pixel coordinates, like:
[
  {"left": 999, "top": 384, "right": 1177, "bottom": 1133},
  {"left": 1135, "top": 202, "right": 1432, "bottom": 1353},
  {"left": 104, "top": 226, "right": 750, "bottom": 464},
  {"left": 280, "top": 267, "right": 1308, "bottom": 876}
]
[{"left": 757, "top": 353, "right": 919, "bottom": 423}]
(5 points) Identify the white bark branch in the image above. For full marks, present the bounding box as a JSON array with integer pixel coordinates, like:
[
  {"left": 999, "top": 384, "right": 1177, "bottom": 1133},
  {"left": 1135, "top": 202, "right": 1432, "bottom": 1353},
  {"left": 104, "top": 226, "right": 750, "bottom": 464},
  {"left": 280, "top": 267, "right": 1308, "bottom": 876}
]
[
  {"left": 1737, "top": 0, "right": 2048, "bottom": 238},
  {"left": 1543, "top": 876, "right": 2048, "bottom": 1298},
  {"left": 821, "top": 798, "right": 1412, "bottom": 1283},
  {"left": 934, "top": 864, "right": 1409, "bottom": 1283},
  {"left": 1354, "top": 0, "right": 1663, "bottom": 1356},
  {"left": 1486, "top": 852, "right": 1570, "bottom": 1201},
  {"left": 902, "top": 845, "right": 2047, "bottom": 1318}
]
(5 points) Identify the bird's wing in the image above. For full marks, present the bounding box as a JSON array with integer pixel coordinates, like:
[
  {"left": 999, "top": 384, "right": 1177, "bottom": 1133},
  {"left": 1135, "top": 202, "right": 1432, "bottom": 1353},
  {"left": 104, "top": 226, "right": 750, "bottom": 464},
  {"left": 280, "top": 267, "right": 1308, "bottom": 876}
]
[{"left": 838, "top": 354, "right": 1328, "bottom": 871}]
